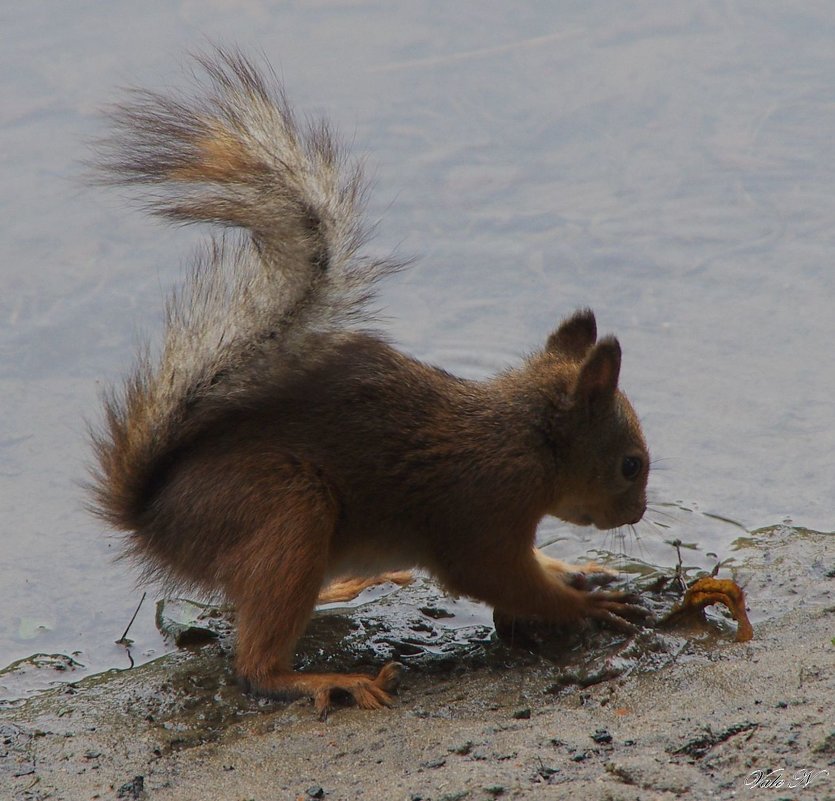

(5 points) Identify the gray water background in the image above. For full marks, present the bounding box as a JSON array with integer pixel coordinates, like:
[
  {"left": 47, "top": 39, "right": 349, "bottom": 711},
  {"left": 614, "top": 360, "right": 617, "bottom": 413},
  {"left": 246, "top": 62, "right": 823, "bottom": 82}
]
[{"left": 1, "top": 2, "right": 833, "bottom": 694}]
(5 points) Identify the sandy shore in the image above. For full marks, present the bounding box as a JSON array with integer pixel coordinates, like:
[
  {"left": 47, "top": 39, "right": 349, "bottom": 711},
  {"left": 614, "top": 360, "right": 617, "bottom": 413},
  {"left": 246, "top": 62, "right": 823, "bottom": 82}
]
[{"left": 2, "top": 526, "right": 832, "bottom": 801}]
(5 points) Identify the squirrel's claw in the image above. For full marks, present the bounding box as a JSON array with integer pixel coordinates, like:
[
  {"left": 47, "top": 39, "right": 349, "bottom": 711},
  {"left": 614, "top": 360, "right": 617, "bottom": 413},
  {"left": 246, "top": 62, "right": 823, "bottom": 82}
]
[
  {"left": 312, "top": 662, "right": 403, "bottom": 720},
  {"left": 584, "top": 590, "right": 653, "bottom": 632},
  {"left": 565, "top": 569, "right": 619, "bottom": 590}
]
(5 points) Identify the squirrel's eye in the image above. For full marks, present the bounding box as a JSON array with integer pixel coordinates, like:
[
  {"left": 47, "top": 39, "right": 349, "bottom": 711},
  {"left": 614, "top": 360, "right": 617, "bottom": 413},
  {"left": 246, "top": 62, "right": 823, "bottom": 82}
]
[{"left": 621, "top": 455, "right": 643, "bottom": 481}]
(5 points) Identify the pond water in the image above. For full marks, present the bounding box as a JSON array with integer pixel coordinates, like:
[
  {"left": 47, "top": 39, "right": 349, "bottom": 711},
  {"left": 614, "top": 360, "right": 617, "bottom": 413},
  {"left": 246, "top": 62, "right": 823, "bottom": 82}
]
[{"left": 2, "top": 2, "right": 833, "bottom": 700}]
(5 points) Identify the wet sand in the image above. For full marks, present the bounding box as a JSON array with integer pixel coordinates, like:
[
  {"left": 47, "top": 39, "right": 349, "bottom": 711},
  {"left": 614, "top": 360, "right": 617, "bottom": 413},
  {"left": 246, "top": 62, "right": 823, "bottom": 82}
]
[{"left": 2, "top": 527, "right": 832, "bottom": 801}]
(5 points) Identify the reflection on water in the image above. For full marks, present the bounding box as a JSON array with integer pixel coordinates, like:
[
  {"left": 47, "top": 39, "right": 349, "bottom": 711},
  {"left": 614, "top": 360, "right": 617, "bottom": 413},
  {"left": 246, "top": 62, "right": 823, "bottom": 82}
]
[{"left": 1, "top": 2, "right": 833, "bottom": 698}]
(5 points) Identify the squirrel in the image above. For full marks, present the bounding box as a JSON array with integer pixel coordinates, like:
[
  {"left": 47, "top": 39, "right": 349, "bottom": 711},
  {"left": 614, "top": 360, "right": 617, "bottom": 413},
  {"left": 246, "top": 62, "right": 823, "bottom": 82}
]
[{"left": 89, "top": 48, "right": 650, "bottom": 717}]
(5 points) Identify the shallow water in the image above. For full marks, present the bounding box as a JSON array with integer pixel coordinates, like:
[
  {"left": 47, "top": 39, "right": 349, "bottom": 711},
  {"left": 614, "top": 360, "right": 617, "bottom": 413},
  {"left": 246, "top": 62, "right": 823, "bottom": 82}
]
[{"left": 1, "top": 2, "right": 833, "bottom": 699}]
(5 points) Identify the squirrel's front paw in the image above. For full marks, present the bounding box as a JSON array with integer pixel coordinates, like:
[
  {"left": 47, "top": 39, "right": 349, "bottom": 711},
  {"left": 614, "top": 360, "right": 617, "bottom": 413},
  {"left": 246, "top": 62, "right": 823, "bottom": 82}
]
[
  {"left": 582, "top": 589, "right": 652, "bottom": 633},
  {"left": 564, "top": 565, "right": 619, "bottom": 590},
  {"left": 535, "top": 551, "right": 618, "bottom": 589}
]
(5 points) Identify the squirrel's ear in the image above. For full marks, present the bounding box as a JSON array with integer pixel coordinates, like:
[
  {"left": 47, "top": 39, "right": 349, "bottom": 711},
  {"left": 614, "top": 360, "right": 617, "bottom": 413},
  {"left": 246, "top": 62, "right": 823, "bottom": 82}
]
[
  {"left": 546, "top": 308, "right": 597, "bottom": 359},
  {"left": 574, "top": 336, "right": 621, "bottom": 406}
]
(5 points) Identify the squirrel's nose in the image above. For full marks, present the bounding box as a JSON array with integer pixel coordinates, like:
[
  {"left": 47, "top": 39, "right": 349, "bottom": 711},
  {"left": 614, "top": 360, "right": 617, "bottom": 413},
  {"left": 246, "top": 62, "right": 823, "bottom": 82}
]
[{"left": 627, "top": 503, "right": 647, "bottom": 525}]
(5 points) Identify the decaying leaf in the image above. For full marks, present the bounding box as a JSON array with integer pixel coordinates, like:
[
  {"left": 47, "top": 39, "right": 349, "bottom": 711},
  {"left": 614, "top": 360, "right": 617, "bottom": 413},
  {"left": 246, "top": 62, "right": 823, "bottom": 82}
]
[
  {"left": 155, "top": 598, "right": 223, "bottom": 647},
  {"left": 663, "top": 577, "right": 753, "bottom": 642}
]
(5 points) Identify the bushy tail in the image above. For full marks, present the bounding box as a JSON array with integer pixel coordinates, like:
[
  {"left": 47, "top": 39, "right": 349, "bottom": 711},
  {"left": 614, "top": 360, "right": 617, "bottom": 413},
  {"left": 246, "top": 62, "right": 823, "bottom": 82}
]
[{"left": 89, "top": 48, "right": 401, "bottom": 531}]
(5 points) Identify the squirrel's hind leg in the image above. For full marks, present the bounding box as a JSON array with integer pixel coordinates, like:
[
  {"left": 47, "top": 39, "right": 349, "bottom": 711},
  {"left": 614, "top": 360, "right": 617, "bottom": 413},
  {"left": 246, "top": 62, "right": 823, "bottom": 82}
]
[
  {"left": 222, "top": 460, "right": 400, "bottom": 717},
  {"left": 317, "top": 571, "right": 413, "bottom": 604},
  {"left": 248, "top": 662, "right": 404, "bottom": 720}
]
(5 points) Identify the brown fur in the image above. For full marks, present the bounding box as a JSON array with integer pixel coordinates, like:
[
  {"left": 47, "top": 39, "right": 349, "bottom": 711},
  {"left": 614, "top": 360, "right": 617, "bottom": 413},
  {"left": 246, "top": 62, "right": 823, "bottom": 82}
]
[
  {"left": 169, "top": 122, "right": 262, "bottom": 183},
  {"left": 90, "top": 49, "right": 650, "bottom": 716}
]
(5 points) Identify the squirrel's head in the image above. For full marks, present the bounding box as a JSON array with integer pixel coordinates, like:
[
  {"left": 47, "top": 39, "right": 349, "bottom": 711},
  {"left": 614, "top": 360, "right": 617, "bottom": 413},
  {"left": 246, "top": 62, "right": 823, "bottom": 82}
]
[{"left": 537, "top": 308, "right": 649, "bottom": 530}]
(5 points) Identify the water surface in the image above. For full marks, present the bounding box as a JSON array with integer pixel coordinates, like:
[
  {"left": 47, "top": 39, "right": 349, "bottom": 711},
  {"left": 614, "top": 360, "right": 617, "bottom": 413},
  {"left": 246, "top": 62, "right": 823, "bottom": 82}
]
[{"left": 2, "top": 1, "right": 833, "bottom": 698}]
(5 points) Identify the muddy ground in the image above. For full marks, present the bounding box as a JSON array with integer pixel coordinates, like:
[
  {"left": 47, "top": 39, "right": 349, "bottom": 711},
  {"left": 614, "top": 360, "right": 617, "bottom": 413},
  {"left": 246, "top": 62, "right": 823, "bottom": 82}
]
[{"left": 2, "top": 526, "right": 833, "bottom": 801}]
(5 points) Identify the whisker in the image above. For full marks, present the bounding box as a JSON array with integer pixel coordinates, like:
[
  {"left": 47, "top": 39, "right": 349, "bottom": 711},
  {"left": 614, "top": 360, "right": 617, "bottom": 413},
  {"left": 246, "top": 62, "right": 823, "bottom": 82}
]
[
  {"left": 643, "top": 517, "right": 673, "bottom": 534},
  {"left": 601, "top": 524, "right": 646, "bottom": 566},
  {"left": 628, "top": 523, "right": 647, "bottom": 560},
  {"left": 646, "top": 504, "right": 678, "bottom": 522},
  {"left": 604, "top": 526, "right": 627, "bottom": 559}
]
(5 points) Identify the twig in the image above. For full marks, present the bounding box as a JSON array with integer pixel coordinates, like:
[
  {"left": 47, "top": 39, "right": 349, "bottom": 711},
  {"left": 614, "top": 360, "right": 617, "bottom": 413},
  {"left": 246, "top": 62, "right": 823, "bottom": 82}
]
[{"left": 116, "top": 591, "right": 146, "bottom": 646}]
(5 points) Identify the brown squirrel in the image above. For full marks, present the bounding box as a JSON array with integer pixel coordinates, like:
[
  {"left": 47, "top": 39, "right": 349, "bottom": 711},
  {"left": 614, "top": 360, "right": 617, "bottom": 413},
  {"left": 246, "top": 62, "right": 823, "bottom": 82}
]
[{"left": 90, "top": 49, "right": 650, "bottom": 717}]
